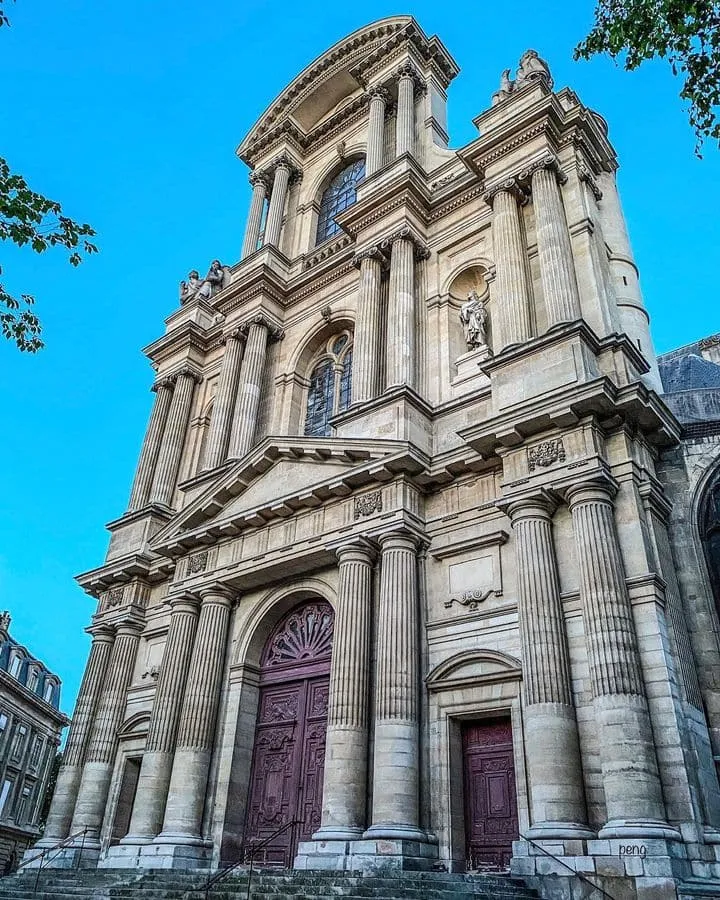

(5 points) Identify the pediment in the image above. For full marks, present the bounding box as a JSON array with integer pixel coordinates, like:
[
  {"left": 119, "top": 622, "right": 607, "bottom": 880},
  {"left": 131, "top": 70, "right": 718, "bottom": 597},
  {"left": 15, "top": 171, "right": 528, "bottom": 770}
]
[
  {"left": 150, "top": 436, "right": 426, "bottom": 557},
  {"left": 426, "top": 649, "right": 522, "bottom": 691}
]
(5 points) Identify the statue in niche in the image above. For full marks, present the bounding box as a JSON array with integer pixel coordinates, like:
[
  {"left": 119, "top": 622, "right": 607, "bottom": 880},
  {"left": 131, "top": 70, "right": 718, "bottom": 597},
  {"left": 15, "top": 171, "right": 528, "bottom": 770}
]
[
  {"left": 179, "top": 260, "right": 231, "bottom": 305},
  {"left": 459, "top": 290, "right": 488, "bottom": 350},
  {"left": 491, "top": 69, "right": 514, "bottom": 106},
  {"left": 515, "top": 49, "right": 553, "bottom": 91}
]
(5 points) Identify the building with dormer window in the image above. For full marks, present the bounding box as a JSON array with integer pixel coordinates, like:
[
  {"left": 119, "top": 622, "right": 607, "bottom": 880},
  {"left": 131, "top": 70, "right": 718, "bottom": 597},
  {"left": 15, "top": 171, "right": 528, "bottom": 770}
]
[{"left": 27, "top": 17, "right": 720, "bottom": 900}]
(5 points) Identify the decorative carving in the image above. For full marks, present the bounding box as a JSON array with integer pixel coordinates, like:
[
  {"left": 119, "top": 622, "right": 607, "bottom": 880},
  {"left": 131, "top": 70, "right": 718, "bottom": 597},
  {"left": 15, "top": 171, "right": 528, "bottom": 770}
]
[
  {"left": 187, "top": 551, "right": 208, "bottom": 575},
  {"left": 261, "top": 694, "right": 299, "bottom": 723},
  {"left": 380, "top": 226, "right": 430, "bottom": 260},
  {"left": 431, "top": 171, "right": 463, "bottom": 190},
  {"left": 179, "top": 260, "right": 231, "bottom": 305},
  {"left": 445, "top": 588, "right": 496, "bottom": 611},
  {"left": 395, "top": 60, "right": 425, "bottom": 92},
  {"left": 459, "top": 290, "right": 489, "bottom": 351},
  {"left": 106, "top": 587, "right": 124, "bottom": 608},
  {"left": 366, "top": 84, "right": 390, "bottom": 103},
  {"left": 141, "top": 666, "right": 159, "bottom": 680},
  {"left": 320, "top": 305, "right": 332, "bottom": 323},
  {"left": 151, "top": 375, "right": 175, "bottom": 393},
  {"left": 263, "top": 602, "right": 334, "bottom": 667},
  {"left": 491, "top": 69, "right": 514, "bottom": 106},
  {"left": 268, "top": 152, "right": 302, "bottom": 184},
  {"left": 700, "top": 335, "right": 720, "bottom": 350},
  {"left": 249, "top": 169, "right": 270, "bottom": 191},
  {"left": 303, "top": 234, "right": 352, "bottom": 270},
  {"left": 578, "top": 163, "right": 603, "bottom": 201},
  {"left": 527, "top": 439, "right": 566, "bottom": 471},
  {"left": 354, "top": 490, "right": 382, "bottom": 518},
  {"left": 310, "top": 684, "right": 329, "bottom": 717}
]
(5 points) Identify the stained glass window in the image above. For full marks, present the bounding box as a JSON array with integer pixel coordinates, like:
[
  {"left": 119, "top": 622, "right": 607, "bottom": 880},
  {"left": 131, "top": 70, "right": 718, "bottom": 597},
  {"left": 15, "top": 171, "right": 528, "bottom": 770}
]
[
  {"left": 315, "top": 159, "right": 366, "bottom": 245},
  {"left": 339, "top": 349, "right": 352, "bottom": 413},
  {"left": 303, "top": 334, "right": 353, "bottom": 437}
]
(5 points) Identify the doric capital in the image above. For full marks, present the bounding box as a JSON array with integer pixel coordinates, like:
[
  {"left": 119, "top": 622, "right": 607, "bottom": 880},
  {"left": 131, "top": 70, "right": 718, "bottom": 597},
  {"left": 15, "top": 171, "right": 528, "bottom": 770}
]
[
  {"left": 519, "top": 153, "right": 568, "bottom": 187},
  {"left": 498, "top": 489, "right": 558, "bottom": 522},
  {"left": 482, "top": 177, "right": 528, "bottom": 208},
  {"left": 198, "top": 584, "right": 236, "bottom": 606},
  {"left": 336, "top": 537, "right": 376, "bottom": 566},
  {"left": 394, "top": 60, "right": 425, "bottom": 92},
  {"left": 114, "top": 616, "right": 145, "bottom": 637},
  {"left": 564, "top": 475, "right": 619, "bottom": 511},
  {"left": 168, "top": 591, "right": 201, "bottom": 615},
  {"left": 366, "top": 84, "right": 390, "bottom": 104},
  {"left": 240, "top": 312, "right": 284, "bottom": 342},
  {"left": 380, "top": 226, "right": 430, "bottom": 260},
  {"left": 352, "top": 244, "right": 388, "bottom": 269},
  {"left": 87, "top": 623, "right": 115, "bottom": 644}
]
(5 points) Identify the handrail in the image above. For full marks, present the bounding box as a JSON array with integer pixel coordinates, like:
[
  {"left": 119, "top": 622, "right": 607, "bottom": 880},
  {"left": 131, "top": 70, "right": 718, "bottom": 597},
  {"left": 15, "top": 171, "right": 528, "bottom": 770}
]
[
  {"left": 16, "top": 827, "right": 89, "bottom": 872},
  {"left": 523, "top": 836, "right": 618, "bottom": 900},
  {"left": 189, "top": 819, "right": 304, "bottom": 900}
]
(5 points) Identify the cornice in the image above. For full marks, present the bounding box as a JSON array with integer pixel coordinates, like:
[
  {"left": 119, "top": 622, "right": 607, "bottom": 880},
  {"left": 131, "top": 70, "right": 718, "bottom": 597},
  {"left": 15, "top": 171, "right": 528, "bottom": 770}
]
[{"left": 142, "top": 320, "right": 215, "bottom": 366}]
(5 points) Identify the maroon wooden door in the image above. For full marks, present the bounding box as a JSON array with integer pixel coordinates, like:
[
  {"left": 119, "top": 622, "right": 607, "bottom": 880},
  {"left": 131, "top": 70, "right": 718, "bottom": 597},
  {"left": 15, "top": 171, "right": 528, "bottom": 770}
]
[
  {"left": 244, "top": 602, "right": 333, "bottom": 867},
  {"left": 462, "top": 717, "right": 519, "bottom": 871}
]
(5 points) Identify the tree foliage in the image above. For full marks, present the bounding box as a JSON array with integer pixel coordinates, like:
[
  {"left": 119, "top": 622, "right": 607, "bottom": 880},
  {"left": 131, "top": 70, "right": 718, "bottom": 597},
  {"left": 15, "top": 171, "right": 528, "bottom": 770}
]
[
  {"left": 575, "top": 1, "right": 720, "bottom": 153},
  {"left": 1, "top": 0, "right": 97, "bottom": 352}
]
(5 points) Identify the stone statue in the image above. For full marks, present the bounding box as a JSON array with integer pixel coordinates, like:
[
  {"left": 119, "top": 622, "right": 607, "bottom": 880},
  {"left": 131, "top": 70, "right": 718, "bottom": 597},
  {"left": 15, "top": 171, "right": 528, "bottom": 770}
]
[
  {"left": 459, "top": 290, "right": 488, "bottom": 350},
  {"left": 179, "top": 260, "right": 231, "bottom": 305},
  {"left": 514, "top": 49, "right": 553, "bottom": 91},
  {"left": 491, "top": 69, "right": 514, "bottom": 106},
  {"left": 179, "top": 270, "right": 202, "bottom": 305}
]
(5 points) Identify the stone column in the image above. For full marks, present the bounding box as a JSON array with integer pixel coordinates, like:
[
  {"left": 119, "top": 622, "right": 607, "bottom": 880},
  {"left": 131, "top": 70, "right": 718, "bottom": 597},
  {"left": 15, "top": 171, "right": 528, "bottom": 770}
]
[
  {"left": 366, "top": 86, "right": 388, "bottom": 175},
  {"left": 351, "top": 248, "right": 383, "bottom": 404},
  {"left": 395, "top": 63, "right": 417, "bottom": 158},
  {"left": 263, "top": 159, "right": 292, "bottom": 248},
  {"left": 566, "top": 480, "right": 671, "bottom": 837},
  {"left": 508, "top": 495, "right": 591, "bottom": 837},
  {"left": 149, "top": 368, "right": 200, "bottom": 508},
  {"left": 70, "top": 620, "right": 143, "bottom": 845},
  {"left": 526, "top": 156, "right": 581, "bottom": 328},
  {"left": 228, "top": 318, "right": 272, "bottom": 459},
  {"left": 156, "top": 586, "right": 234, "bottom": 848},
  {"left": 127, "top": 378, "right": 174, "bottom": 512},
  {"left": 365, "top": 531, "right": 425, "bottom": 841},
  {"left": 122, "top": 594, "right": 200, "bottom": 842},
  {"left": 484, "top": 181, "right": 532, "bottom": 351},
  {"left": 241, "top": 171, "right": 268, "bottom": 259},
  {"left": 202, "top": 331, "right": 245, "bottom": 470},
  {"left": 36, "top": 626, "right": 115, "bottom": 846},
  {"left": 316, "top": 542, "right": 373, "bottom": 839},
  {"left": 385, "top": 232, "right": 417, "bottom": 390}
]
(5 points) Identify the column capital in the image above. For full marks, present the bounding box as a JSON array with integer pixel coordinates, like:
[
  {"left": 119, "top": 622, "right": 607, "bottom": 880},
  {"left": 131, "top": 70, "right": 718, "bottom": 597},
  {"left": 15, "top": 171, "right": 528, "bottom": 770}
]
[
  {"left": 366, "top": 84, "right": 390, "bottom": 103},
  {"left": 239, "top": 312, "right": 284, "bottom": 342},
  {"left": 248, "top": 169, "right": 270, "bottom": 191},
  {"left": 483, "top": 176, "right": 528, "bottom": 208},
  {"left": 114, "top": 617, "right": 145, "bottom": 637},
  {"left": 499, "top": 488, "right": 558, "bottom": 521},
  {"left": 220, "top": 325, "right": 246, "bottom": 344},
  {"left": 380, "top": 226, "right": 430, "bottom": 260},
  {"left": 170, "top": 366, "right": 203, "bottom": 385},
  {"left": 267, "top": 152, "right": 302, "bottom": 184},
  {"left": 151, "top": 375, "right": 175, "bottom": 393},
  {"left": 336, "top": 538, "right": 376, "bottom": 565},
  {"left": 394, "top": 60, "right": 425, "bottom": 92},
  {"left": 198, "top": 584, "right": 236, "bottom": 606},
  {"left": 520, "top": 153, "right": 568, "bottom": 187},
  {"left": 352, "top": 244, "right": 388, "bottom": 269},
  {"left": 86, "top": 623, "right": 116, "bottom": 643},
  {"left": 167, "top": 591, "right": 201, "bottom": 615},
  {"left": 564, "top": 475, "right": 619, "bottom": 510},
  {"left": 377, "top": 528, "right": 424, "bottom": 552}
]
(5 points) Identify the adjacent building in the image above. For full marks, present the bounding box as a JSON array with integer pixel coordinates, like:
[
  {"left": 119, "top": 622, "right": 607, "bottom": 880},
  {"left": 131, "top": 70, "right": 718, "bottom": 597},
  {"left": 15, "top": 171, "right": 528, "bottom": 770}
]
[
  {"left": 0, "top": 613, "right": 67, "bottom": 871},
  {"left": 28, "top": 16, "right": 720, "bottom": 899}
]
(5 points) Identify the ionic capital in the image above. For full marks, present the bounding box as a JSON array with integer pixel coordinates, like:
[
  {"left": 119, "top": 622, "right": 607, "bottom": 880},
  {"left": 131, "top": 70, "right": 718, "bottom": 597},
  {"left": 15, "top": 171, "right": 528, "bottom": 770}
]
[
  {"left": 352, "top": 244, "right": 388, "bottom": 269},
  {"left": 151, "top": 375, "right": 175, "bottom": 393},
  {"left": 520, "top": 153, "right": 568, "bottom": 187},
  {"left": 220, "top": 326, "right": 246, "bottom": 345},
  {"left": 380, "top": 226, "right": 430, "bottom": 260},
  {"left": 482, "top": 177, "right": 528, "bottom": 208},
  {"left": 239, "top": 312, "right": 284, "bottom": 342},
  {"left": 172, "top": 366, "right": 204, "bottom": 385}
]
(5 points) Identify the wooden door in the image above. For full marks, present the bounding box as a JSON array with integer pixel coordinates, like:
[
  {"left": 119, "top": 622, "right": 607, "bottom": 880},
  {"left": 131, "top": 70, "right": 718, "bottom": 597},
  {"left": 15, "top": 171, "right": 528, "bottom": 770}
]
[{"left": 462, "top": 717, "right": 519, "bottom": 871}]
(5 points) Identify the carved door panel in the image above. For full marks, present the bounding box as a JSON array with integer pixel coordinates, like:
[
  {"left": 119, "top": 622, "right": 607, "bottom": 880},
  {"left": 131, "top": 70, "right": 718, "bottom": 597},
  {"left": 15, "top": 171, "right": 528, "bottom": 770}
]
[
  {"left": 297, "top": 678, "right": 329, "bottom": 843},
  {"left": 463, "top": 718, "right": 519, "bottom": 871}
]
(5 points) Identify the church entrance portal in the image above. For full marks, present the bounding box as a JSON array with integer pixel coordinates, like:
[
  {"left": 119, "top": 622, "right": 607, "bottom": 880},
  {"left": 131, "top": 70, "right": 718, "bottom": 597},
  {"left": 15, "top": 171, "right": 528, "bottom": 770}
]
[
  {"left": 244, "top": 601, "right": 334, "bottom": 867},
  {"left": 462, "top": 717, "right": 519, "bottom": 871}
]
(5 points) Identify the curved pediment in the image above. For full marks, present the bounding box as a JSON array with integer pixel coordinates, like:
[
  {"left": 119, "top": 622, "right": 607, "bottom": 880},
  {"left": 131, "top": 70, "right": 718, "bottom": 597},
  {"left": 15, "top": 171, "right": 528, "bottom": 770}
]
[
  {"left": 118, "top": 711, "right": 151, "bottom": 737},
  {"left": 426, "top": 649, "right": 522, "bottom": 692}
]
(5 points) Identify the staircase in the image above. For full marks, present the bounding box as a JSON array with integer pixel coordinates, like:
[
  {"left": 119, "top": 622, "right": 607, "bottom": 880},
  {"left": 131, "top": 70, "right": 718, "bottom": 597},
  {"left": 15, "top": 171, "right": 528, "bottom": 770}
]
[{"left": 0, "top": 869, "right": 539, "bottom": 900}]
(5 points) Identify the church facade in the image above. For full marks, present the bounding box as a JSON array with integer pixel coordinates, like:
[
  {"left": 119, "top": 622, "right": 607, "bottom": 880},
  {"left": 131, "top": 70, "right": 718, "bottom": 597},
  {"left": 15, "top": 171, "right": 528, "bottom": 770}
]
[{"left": 30, "top": 17, "right": 720, "bottom": 899}]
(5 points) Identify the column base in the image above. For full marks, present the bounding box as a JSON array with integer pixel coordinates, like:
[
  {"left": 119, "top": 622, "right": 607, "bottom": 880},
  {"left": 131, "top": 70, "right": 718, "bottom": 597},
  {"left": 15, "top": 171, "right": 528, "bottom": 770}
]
[
  {"left": 363, "top": 823, "right": 431, "bottom": 842},
  {"left": 22, "top": 840, "right": 101, "bottom": 870},
  {"left": 295, "top": 836, "right": 438, "bottom": 875},
  {"left": 100, "top": 835, "right": 212, "bottom": 870},
  {"left": 312, "top": 826, "right": 364, "bottom": 840},
  {"left": 598, "top": 819, "right": 682, "bottom": 841},
  {"left": 525, "top": 822, "right": 596, "bottom": 840}
]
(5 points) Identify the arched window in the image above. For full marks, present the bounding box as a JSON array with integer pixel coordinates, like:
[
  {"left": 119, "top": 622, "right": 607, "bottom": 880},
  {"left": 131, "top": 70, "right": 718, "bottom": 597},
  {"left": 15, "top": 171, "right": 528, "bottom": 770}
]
[
  {"left": 315, "top": 159, "right": 365, "bottom": 245},
  {"left": 304, "top": 333, "right": 353, "bottom": 437},
  {"left": 700, "top": 473, "right": 720, "bottom": 618}
]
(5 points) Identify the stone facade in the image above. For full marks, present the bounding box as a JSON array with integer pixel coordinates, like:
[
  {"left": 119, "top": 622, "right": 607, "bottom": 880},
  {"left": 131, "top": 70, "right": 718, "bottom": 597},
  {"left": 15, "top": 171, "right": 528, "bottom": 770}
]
[
  {"left": 28, "top": 16, "right": 720, "bottom": 899},
  {"left": 0, "top": 613, "right": 68, "bottom": 872}
]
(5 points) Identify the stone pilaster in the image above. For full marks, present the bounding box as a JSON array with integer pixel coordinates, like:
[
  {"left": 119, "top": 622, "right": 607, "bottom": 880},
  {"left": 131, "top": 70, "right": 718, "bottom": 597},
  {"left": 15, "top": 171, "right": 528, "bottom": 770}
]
[
  {"left": 365, "top": 531, "right": 425, "bottom": 841},
  {"left": 395, "top": 63, "right": 418, "bottom": 158},
  {"left": 566, "top": 480, "right": 672, "bottom": 838},
  {"left": 149, "top": 369, "right": 200, "bottom": 508},
  {"left": 36, "top": 625, "right": 115, "bottom": 846},
  {"left": 525, "top": 156, "right": 581, "bottom": 328},
  {"left": 203, "top": 331, "right": 245, "bottom": 470},
  {"left": 241, "top": 171, "right": 268, "bottom": 259},
  {"left": 263, "top": 158, "right": 292, "bottom": 248},
  {"left": 316, "top": 542, "right": 374, "bottom": 839},
  {"left": 69, "top": 621, "right": 143, "bottom": 846},
  {"left": 121, "top": 594, "right": 201, "bottom": 842},
  {"left": 484, "top": 180, "right": 532, "bottom": 350},
  {"left": 351, "top": 248, "right": 383, "bottom": 403},
  {"left": 228, "top": 317, "right": 278, "bottom": 459},
  {"left": 508, "top": 495, "right": 591, "bottom": 838},
  {"left": 127, "top": 378, "right": 174, "bottom": 512},
  {"left": 366, "top": 87, "right": 388, "bottom": 176},
  {"left": 385, "top": 230, "right": 426, "bottom": 390},
  {"left": 156, "top": 586, "right": 234, "bottom": 849}
]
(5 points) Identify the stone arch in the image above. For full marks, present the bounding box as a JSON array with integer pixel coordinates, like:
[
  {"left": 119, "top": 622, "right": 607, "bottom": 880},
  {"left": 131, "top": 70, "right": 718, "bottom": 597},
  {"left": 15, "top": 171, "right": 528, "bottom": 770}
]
[
  {"left": 303, "top": 144, "right": 367, "bottom": 213},
  {"left": 117, "top": 711, "right": 150, "bottom": 738},
  {"left": 426, "top": 648, "right": 522, "bottom": 691},
  {"left": 312, "top": 154, "right": 366, "bottom": 248}
]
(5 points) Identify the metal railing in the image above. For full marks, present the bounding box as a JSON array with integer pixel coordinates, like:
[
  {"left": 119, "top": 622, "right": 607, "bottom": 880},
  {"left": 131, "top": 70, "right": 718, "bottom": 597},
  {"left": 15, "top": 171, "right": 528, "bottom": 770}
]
[
  {"left": 523, "top": 836, "right": 618, "bottom": 900},
  {"left": 191, "top": 819, "right": 303, "bottom": 900},
  {"left": 15, "top": 827, "right": 89, "bottom": 892}
]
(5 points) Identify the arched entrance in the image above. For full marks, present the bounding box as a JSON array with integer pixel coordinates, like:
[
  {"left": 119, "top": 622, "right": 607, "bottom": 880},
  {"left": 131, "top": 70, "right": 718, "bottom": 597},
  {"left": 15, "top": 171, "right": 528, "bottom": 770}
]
[{"left": 244, "top": 600, "right": 334, "bottom": 866}]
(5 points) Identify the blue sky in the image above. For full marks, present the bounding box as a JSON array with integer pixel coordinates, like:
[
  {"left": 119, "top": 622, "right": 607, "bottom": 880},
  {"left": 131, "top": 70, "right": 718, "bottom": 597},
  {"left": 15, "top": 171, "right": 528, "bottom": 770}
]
[{"left": 1, "top": 0, "right": 718, "bottom": 718}]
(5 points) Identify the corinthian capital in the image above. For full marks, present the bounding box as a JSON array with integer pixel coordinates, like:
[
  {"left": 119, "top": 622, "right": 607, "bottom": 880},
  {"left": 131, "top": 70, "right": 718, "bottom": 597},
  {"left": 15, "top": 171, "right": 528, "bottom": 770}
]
[
  {"left": 395, "top": 60, "right": 425, "bottom": 92},
  {"left": 482, "top": 177, "right": 528, "bottom": 208},
  {"left": 366, "top": 84, "right": 390, "bottom": 103},
  {"left": 268, "top": 152, "right": 302, "bottom": 184},
  {"left": 249, "top": 169, "right": 270, "bottom": 191}
]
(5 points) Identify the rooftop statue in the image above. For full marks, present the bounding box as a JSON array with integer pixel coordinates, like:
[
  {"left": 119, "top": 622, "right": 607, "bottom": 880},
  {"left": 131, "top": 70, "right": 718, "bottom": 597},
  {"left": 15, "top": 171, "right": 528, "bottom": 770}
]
[
  {"left": 490, "top": 49, "right": 553, "bottom": 106},
  {"left": 179, "top": 260, "right": 231, "bottom": 305}
]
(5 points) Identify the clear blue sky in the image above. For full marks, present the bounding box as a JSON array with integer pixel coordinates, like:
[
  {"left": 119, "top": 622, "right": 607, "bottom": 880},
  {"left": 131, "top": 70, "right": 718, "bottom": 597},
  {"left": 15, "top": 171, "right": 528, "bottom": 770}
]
[{"left": 1, "top": 0, "right": 718, "bottom": 718}]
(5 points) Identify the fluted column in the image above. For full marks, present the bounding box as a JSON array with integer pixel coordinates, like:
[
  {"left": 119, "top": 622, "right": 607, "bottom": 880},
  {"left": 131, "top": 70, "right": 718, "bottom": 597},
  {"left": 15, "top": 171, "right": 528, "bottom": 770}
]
[
  {"left": 526, "top": 156, "right": 581, "bottom": 328},
  {"left": 203, "top": 331, "right": 245, "bottom": 470},
  {"left": 156, "top": 586, "right": 234, "bottom": 844},
  {"left": 241, "top": 171, "right": 268, "bottom": 259},
  {"left": 352, "top": 248, "right": 383, "bottom": 403},
  {"left": 70, "top": 621, "right": 143, "bottom": 844},
  {"left": 395, "top": 63, "right": 417, "bottom": 158},
  {"left": 149, "top": 369, "right": 200, "bottom": 508},
  {"left": 122, "top": 594, "right": 201, "bottom": 842},
  {"left": 366, "top": 86, "right": 388, "bottom": 175},
  {"left": 508, "top": 495, "right": 591, "bottom": 837},
  {"left": 485, "top": 181, "right": 532, "bottom": 350},
  {"left": 228, "top": 319, "right": 271, "bottom": 458},
  {"left": 263, "top": 160, "right": 292, "bottom": 248},
  {"left": 127, "top": 378, "right": 174, "bottom": 512},
  {"left": 365, "top": 532, "right": 425, "bottom": 841},
  {"left": 385, "top": 232, "right": 417, "bottom": 390},
  {"left": 37, "top": 626, "right": 115, "bottom": 846},
  {"left": 567, "top": 481, "right": 670, "bottom": 836},
  {"left": 316, "top": 542, "right": 374, "bottom": 839}
]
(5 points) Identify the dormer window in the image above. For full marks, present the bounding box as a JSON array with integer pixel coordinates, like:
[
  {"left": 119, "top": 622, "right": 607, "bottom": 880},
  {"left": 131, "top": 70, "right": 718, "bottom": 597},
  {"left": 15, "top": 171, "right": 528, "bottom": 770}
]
[{"left": 315, "top": 159, "right": 365, "bottom": 245}]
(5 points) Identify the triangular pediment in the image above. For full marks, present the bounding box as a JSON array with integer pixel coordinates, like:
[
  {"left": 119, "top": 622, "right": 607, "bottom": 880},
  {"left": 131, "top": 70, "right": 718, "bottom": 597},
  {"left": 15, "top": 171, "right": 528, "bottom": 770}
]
[{"left": 150, "top": 436, "right": 427, "bottom": 557}]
